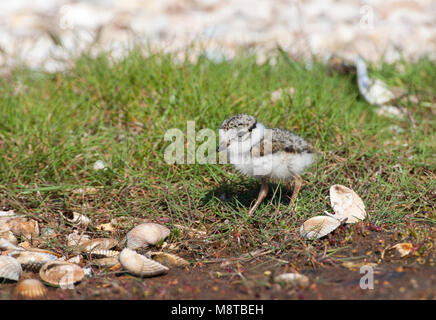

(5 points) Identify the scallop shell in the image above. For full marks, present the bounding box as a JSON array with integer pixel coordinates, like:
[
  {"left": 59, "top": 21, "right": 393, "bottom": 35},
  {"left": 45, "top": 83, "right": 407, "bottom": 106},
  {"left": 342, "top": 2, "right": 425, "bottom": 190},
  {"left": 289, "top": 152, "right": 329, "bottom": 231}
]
[
  {"left": 90, "top": 257, "right": 120, "bottom": 268},
  {"left": 0, "top": 256, "right": 22, "bottom": 281},
  {"left": 126, "top": 223, "right": 170, "bottom": 249},
  {"left": 13, "top": 279, "right": 48, "bottom": 299},
  {"left": 78, "top": 238, "right": 118, "bottom": 253},
  {"left": 39, "top": 261, "right": 84, "bottom": 287},
  {"left": 149, "top": 252, "right": 189, "bottom": 267},
  {"left": 300, "top": 216, "right": 341, "bottom": 239},
  {"left": 119, "top": 248, "right": 169, "bottom": 277},
  {"left": 63, "top": 212, "right": 90, "bottom": 228},
  {"left": 330, "top": 184, "right": 366, "bottom": 223},
  {"left": 8, "top": 249, "right": 59, "bottom": 272},
  {"left": 0, "top": 231, "right": 18, "bottom": 244},
  {"left": 274, "top": 273, "right": 309, "bottom": 287},
  {"left": 0, "top": 217, "right": 39, "bottom": 238}
]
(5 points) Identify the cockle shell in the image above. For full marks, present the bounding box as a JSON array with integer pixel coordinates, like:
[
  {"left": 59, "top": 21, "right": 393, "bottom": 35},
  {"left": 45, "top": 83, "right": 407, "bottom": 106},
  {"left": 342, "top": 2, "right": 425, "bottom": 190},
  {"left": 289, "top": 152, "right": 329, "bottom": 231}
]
[
  {"left": 274, "top": 273, "right": 310, "bottom": 287},
  {"left": 0, "top": 217, "right": 39, "bottom": 238},
  {"left": 300, "top": 216, "right": 341, "bottom": 239},
  {"left": 330, "top": 184, "right": 366, "bottom": 223},
  {"left": 78, "top": 238, "right": 118, "bottom": 253},
  {"left": 13, "top": 279, "right": 48, "bottom": 299},
  {"left": 0, "top": 256, "right": 22, "bottom": 281},
  {"left": 149, "top": 252, "right": 190, "bottom": 267},
  {"left": 87, "top": 249, "right": 119, "bottom": 258},
  {"left": 126, "top": 223, "right": 170, "bottom": 249},
  {"left": 119, "top": 248, "right": 169, "bottom": 277},
  {"left": 8, "top": 249, "right": 59, "bottom": 272},
  {"left": 0, "top": 231, "right": 18, "bottom": 244},
  {"left": 39, "top": 261, "right": 84, "bottom": 287}
]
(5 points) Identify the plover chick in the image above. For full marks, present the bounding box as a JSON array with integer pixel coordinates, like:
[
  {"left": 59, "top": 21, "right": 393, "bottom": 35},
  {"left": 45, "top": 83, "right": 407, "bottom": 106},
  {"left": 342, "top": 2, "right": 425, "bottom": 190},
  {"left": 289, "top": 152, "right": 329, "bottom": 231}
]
[{"left": 218, "top": 114, "right": 316, "bottom": 215}]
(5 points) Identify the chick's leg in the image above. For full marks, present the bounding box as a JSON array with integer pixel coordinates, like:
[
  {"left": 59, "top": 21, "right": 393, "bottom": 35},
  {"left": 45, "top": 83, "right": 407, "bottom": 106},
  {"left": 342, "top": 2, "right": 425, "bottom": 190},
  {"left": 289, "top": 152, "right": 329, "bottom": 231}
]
[{"left": 248, "top": 178, "right": 268, "bottom": 215}]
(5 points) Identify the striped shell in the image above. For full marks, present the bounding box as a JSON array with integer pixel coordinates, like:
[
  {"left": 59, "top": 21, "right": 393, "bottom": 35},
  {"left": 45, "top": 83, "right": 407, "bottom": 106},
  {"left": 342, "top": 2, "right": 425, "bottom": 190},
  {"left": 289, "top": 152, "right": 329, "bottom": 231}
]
[
  {"left": 330, "top": 185, "right": 366, "bottom": 223},
  {"left": 13, "top": 279, "right": 48, "bottom": 299},
  {"left": 78, "top": 238, "right": 118, "bottom": 253},
  {"left": 119, "top": 248, "right": 169, "bottom": 277},
  {"left": 0, "top": 256, "right": 22, "bottom": 281},
  {"left": 63, "top": 212, "right": 90, "bottom": 228},
  {"left": 8, "top": 249, "right": 59, "bottom": 272},
  {"left": 39, "top": 261, "right": 84, "bottom": 287},
  {"left": 149, "top": 252, "right": 189, "bottom": 267},
  {"left": 126, "top": 223, "right": 170, "bottom": 249},
  {"left": 90, "top": 257, "right": 120, "bottom": 268},
  {"left": 87, "top": 249, "right": 119, "bottom": 258},
  {"left": 300, "top": 216, "right": 341, "bottom": 239}
]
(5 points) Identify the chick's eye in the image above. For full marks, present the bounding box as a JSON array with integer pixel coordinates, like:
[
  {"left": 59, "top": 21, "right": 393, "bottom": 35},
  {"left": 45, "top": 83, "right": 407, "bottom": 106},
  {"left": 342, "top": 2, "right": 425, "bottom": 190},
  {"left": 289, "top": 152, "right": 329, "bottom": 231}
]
[{"left": 237, "top": 131, "right": 246, "bottom": 138}]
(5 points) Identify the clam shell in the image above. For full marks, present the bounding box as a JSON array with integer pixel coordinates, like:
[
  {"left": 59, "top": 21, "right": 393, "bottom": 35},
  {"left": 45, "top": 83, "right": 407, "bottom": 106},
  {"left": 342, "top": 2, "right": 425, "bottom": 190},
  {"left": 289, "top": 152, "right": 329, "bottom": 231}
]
[
  {"left": 149, "top": 252, "right": 189, "bottom": 267},
  {"left": 300, "top": 216, "right": 341, "bottom": 239},
  {"left": 66, "top": 231, "right": 90, "bottom": 247},
  {"left": 0, "top": 256, "right": 22, "bottom": 281},
  {"left": 119, "top": 248, "right": 169, "bottom": 277},
  {"left": 78, "top": 238, "right": 118, "bottom": 253},
  {"left": 330, "top": 184, "right": 366, "bottom": 223},
  {"left": 13, "top": 279, "right": 48, "bottom": 299},
  {"left": 126, "top": 223, "right": 170, "bottom": 249},
  {"left": 0, "top": 217, "right": 39, "bottom": 238},
  {"left": 8, "top": 249, "right": 59, "bottom": 272},
  {"left": 63, "top": 212, "right": 90, "bottom": 228},
  {"left": 90, "top": 257, "right": 120, "bottom": 268},
  {"left": 0, "top": 231, "right": 18, "bottom": 244},
  {"left": 274, "top": 273, "right": 309, "bottom": 287},
  {"left": 39, "top": 261, "right": 84, "bottom": 287}
]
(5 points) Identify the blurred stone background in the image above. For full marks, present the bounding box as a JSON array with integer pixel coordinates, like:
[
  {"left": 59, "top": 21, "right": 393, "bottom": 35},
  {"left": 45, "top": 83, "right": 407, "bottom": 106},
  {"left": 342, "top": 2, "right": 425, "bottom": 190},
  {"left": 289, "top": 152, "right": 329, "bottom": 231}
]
[{"left": 0, "top": 0, "right": 435, "bottom": 71}]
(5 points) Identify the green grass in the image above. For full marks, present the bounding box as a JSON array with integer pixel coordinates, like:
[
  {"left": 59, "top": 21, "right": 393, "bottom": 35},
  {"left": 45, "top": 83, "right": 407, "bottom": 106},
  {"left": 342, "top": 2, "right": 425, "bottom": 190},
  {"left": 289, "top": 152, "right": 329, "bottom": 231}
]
[{"left": 0, "top": 49, "right": 435, "bottom": 258}]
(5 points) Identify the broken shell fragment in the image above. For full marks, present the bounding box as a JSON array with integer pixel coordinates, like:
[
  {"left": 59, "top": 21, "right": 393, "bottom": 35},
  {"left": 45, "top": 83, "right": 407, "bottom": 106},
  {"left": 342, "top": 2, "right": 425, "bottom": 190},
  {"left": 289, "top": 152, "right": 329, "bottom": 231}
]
[
  {"left": 0, "top": 217, "right": 39, "bottom": 238},
  {"left": 13, "top": 279, "right": 48, "bottom": 299},
  {"left": 149, "top": 252, "right": 189, "bottom": 267},
  {"left": 63, "top": 212, "right": 90, "bottom": 228},
  {"left": 126, "top": 223, "right": 170, "bottom": 249},
  {"left": 300, "top": 216, "right": 341, "bottom": 239},
  {"left": 0, "top": 238, "right": 20, "bottom": 251},
  {"left": 66, "top": 231, "right": 90, "bottom": 247},
  {"left": 78, "top": 238, "right": 118, "bottom": 253},
  {"left": 0, "top": 256, "right": 22, "bottom": 281},
  {"left": 86, "top": 249, "right": 119, "bottom": 258},
  {"left": 119, "top": 248, "right": 169, "bottom": 277},
  {"left": 329, "top": 184, "right": 366, "bottom": 223},
  {"left": 39, "top": 261, "right": 84, "bottom": 287},
  {"left": 391, "top": 243, "right": 413, "bottom": 258},
  {"left": 8, "top": 249, "right": 59, "bottom": 272},
  {"left": 274, "top": 273, "right": 310, "bottom": 287},
  {"left": 90, "top": 257, "right": 120, "bottom": 268}
]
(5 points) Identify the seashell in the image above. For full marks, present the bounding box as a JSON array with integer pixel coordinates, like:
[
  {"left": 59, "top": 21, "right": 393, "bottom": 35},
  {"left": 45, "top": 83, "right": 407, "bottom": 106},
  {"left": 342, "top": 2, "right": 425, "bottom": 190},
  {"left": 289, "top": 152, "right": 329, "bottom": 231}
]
[
  {"left": 0, "top": 231, "right": 18, "bottom": 244},
  {"left": 149, "top": 252, "right": 189, "bottom": 267},
  {"left": 300, "top": 216, "right": 341, "bottom": 239},
  {"left": 8, "top": 249, "right": 59, "bottom": 272},
  {"left": 66, "top": 255, "right": 83, "bottom": 264},
  {"left": 0, "top": 217, "right": 39, "bottom": 238},
  {"left": 0, "top": 256, "right": 22, "bottom": 281},
  {"left": 0, "top": 210, "right": 21, "bottom": 218},
  {"left": 274, "top": 273, "right": 310, "bottom": 287},
  {"left": 63, "top": 212, "right": 90, "bottom": 228},
  {"left": 13, "top": 279, "right": 48, "bottom": 299},
  {"left": 96, "top": 223, "right": 114, "bottom": 232},
  {"left": 86, "top": 249, "right": 119, "bottom": 258},
  {"left": 329, "top": 184, "right": 366, "bottom": 223},
  {"left": 66, "top": 231, "right": 90, "bottom": 247},
  {"left": 119, "top": 248, "right": 169, "bottom": 277},
  {"left": 39, "top": 261, "right": 84, "bottom": 287},
  {"left": 0, "top": 238, "right": 20, "bottom": 251},
  {"left": 90, "top": 257, "right": 120, "bottom": 268},
  {"left": 78, "top": 238, "right": 118, "bottom": 253},
  {"left": 126, "top": 223, "right": 170, "bottom": 249}
]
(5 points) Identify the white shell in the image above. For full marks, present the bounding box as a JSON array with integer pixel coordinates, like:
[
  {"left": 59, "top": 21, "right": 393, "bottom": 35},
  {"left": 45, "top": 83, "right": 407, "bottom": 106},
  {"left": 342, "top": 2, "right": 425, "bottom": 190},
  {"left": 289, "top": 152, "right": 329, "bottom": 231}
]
[
  {"left": 149, "top": 252, "right": 189, "bottom": 267},
  {"left": 0, "top": 238, "right": 21, "bottom": 251},
  {"left": 274, "top": 273, "right": 310, "bottom": 287},
  {"left": 119, "top": 248, "right": 169, "bottom": 277},
  {"left": 78, "top": 238, "right": 118, "bottom": 253},
  {"left": 87, "top": 249, "right": 119, "bottom": 258},
  {"left": 39, "top": 261, "right": 85, "bottom": 287},
  {"left": 0, "top": 217, "right": 39, "bottom": 238},
  {"left": 63, "top": 212, "right": 90, "bottom": 228},
  {"left": 13, "top": 279, "right": 48, "bottom": 299},
  {"left": 8, "top": 249, "right": 58, "bottom": 271},
  {"left": 300, "top": 216, "right": 341, "bottom": 239},
  {"left": 66, "top": 231, "right": 90, "bottom": 247},
  {"left": 0, "top": 231, "right": 18, "bottom": 244},
  {"left": 0, "top": 256, "right": 22, "bottom": 281},
  {"left": 90, "top": 257, "right": 119, "bottom": 267},
  {"left": 126, "top": 223, "right": 170, "bottom": 249},
  {"left": 330, "top": 184, "right": 366, "bottom": 223}
]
